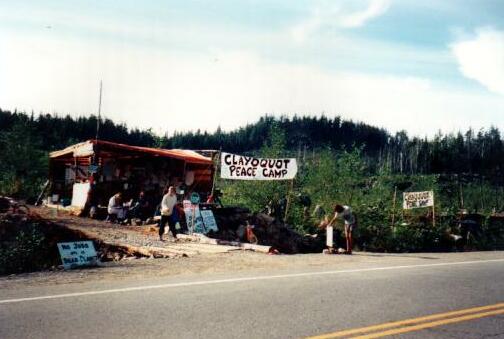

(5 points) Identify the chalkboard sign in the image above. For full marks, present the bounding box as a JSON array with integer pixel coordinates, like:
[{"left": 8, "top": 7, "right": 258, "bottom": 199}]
[
  {"left": 57, "top": 241, "right": 98, "bottom": 269},
  {"left": 201, "top": 209, "right": 218, "bottom": 233},
  {"left": 183, "top": 204, "right": 205, "bottom": 234}
]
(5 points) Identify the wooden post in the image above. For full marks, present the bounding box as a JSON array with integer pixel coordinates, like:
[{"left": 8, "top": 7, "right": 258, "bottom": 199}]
[
  {"left": 391, "top": 185, "right": 397, "bottom": 229},
  {"left": 284, "top": 179, "right": 295, "bottom": 221},
  {"left": 432, "top": 192, "right": 436, "bottom": 227},
  {"left": 177, "top": 160, "right": 187, "bottom": 200},
  {"left": 402, "top": 192, "right": 405, "bottom": 220},
  {"left": 479, "top": 178, "right": 484, "bottom": 213},
  {"left": 211, "top": 150, "right": 221, "bottom": 197},
  {"left": 191, "top": 206, "right": 196, "bottom": 234},
  {"left": 74, "top": 156, "right": 78, "bottom": 184},
  {"left": 459, "top": 182, "right": 464, "bottom": 209}
]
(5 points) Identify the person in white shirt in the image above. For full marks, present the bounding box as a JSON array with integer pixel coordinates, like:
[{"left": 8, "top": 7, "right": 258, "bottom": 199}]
[
  {"left": 159, "top": 186, "right": 178, "bottom": 241},
  {"left": 107, "top": 192, "right": 125, "bottom": 222},
  {"left": 329, "top": 204, "right": 357, "bottom": 254}
]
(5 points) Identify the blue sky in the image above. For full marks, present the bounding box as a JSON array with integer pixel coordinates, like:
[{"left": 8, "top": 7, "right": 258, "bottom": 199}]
[{"left": 1, "top": 0, "right": 503, "bottom": 137}]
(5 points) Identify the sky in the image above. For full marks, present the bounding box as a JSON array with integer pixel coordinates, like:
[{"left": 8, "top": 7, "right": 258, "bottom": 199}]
[{"left": 0, "top": 0, "right": 503, "bottom": 137}]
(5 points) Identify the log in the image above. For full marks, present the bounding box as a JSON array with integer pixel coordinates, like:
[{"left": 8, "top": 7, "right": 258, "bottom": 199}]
[
  {"left": 110, "top": 243, "right": 178, "bottom": 258},
  {"left": 195, "top": 234, "right": 272, "bottom": 253}
]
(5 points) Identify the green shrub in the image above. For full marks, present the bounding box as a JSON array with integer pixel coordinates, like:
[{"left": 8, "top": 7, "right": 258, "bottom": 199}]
[{"left": 0, "top": 223, "right": 47, "bottom": 275}]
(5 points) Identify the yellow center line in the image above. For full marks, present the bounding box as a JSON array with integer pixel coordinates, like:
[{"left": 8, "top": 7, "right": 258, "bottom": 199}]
[
  {"left": 352, "top": 308, "right": 504, "bottom": 339},
  {"left": 306, "top": 302, "right": 504, "bottom": 339}
]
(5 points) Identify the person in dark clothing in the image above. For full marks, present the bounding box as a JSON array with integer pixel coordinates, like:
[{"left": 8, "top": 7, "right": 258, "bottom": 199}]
[
  {"left": 328, "top": 204, "right": 357, "bottom": 254},
  {"left": 129, "top": 191, "right": 150, "bottom": 222}
]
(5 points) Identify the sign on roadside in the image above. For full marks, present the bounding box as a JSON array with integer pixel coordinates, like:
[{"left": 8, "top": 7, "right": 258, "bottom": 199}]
[
  {"left": 201, "top": 209, "right": 218, "bottom": 233},
  {"left": 57, "top": 241, "right": 98, "bottom": 270},
  {"left": 403, "top": 191, "right": 434, "bottom": 210},
  {"left": 183, "top": 200, "right": 205, "bottom": 234}
]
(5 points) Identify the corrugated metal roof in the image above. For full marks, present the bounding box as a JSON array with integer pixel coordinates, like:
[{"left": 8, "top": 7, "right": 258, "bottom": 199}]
[{"left": 50, "top": 140, "right": 213, "bottom": 165}]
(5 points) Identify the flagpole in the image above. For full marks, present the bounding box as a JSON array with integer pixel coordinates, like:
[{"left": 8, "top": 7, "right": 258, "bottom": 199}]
[{"left": 95, "top": 80, "right": 102, "bottom": 142}]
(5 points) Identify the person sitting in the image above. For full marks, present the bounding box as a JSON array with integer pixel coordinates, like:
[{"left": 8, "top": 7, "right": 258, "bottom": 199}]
[
  {"left": 107, "top": 192, "right": 125, "bottom": 223},
  {"left": 128, "top": 191, "right": 150, "bottom": 223}
]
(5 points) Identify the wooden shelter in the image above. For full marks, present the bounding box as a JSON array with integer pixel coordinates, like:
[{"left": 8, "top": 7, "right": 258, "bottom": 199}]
[{"left": 48, "top": 139, "right": 215, "bottom": 209}]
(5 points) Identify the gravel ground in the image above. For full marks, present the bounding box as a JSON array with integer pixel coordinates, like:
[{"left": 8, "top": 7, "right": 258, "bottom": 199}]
[
  {"left": 32, "top": 207, "right": 242, "bottom": 258},
  {"left": 34, "top": 207, "right": 179, "bottom": 248}
]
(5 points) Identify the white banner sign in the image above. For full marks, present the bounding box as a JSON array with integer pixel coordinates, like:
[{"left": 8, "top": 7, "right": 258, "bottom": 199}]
[
  {"left": 220, "top": 152, "right": 297, "bottom": 180},
  {"left": 57, "top": 241, "right": 98, "bottom": 269},
  {"left": 403, "top": 191, "right": 434, "bottom": 209}
]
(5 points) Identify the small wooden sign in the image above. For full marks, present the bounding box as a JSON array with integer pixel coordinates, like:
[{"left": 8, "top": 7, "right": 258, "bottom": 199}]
[{"left": 57, "top": 241, "right": 98, "bottom": 270}]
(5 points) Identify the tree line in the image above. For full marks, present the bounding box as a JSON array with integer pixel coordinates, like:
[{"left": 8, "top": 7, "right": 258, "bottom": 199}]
[{"left": 1, "top": 108, "right": 504, "bottom": 197}]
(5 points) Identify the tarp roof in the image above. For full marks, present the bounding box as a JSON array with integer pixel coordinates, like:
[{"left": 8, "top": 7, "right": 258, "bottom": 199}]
[{"left": 50, "top": 140, "right": 213, "bottom": 165}]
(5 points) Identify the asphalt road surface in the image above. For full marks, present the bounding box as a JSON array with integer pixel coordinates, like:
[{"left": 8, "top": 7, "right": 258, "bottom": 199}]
[{"left": 1, "top": 252, "right": 503, "bottom": 339}]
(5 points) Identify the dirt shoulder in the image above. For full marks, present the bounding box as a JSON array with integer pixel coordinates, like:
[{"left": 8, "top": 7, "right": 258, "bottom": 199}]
[{"left": 2, "top": 248, "right": 503, "bottom": 291}]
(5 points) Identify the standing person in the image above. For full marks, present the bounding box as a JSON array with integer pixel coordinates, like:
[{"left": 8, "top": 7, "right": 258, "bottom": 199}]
[
  {"left": 329, "top": 204, "right": 357, "bottom": 254},
  {"left": 159, "top": 186, "right": 178, "bottom": 241}
]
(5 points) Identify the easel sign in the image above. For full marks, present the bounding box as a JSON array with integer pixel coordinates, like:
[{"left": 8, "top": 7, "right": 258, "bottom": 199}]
[
  {"left": 200, "top": 207, "right": 218, "bottom": 233},
  {"left": 403, "top": 191, "right": 436, "bottom": 226}
]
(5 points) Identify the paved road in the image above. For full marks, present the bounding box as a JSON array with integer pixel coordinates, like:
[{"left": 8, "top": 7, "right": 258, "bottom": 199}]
[{"left": 1, "top": 252, "right": 503, "bottom": 338}]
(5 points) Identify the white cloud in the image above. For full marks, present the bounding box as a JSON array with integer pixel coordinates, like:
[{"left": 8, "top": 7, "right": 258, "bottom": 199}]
[
  {"left": 340, "top": 0, "right": 391, "bottom": 28},
  {"left": 291, "top": 0, "right": 391, "bottom": 43},
  {"left": 451, "top": 28, "right": 504, "bottom": 95},
  {"left": 1, "top": 31, "right": 503, "bottom": 138}
]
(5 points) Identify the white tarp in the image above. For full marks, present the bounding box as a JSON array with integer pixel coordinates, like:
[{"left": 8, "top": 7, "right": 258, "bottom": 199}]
[
  {"left": 220, "top": 152, "right": 297, "bottom": 180},
  {"left": 71, "top": 182, "right": 90, "bottom": 208},
  {"left": 73, "top": 142, "right": 94, "bottom": 157},
  {"left": 403, "top": 191, "right": 434, "bottom": 209}
]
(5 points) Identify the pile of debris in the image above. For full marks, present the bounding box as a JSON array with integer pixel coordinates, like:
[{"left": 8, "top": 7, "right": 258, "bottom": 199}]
[{"left": 206, "top": 207, "right": 342, "bottom": 254}]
